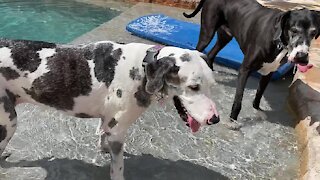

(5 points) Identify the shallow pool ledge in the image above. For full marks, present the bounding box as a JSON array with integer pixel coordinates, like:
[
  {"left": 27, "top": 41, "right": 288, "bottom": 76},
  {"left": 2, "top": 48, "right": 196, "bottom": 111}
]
[
  {"left": 125, "top": 0, "right": 197, "bottom": 9},
  {"left": 288, "top": 39, "right": 320, "bottom": 180}
]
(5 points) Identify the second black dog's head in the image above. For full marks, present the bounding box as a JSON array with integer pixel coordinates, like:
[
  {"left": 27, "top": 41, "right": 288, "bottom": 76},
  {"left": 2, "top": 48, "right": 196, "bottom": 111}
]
[{"left": 274, "top": 8, "right": 320, "bottom": 66}]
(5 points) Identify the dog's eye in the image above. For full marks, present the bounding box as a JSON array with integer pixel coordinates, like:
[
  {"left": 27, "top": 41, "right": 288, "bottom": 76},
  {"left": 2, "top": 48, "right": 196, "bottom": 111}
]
[
  {"left": 310, "top": 30, "right": 317, "bottom": 37},
  {"left": 291, "top": 28, "right": 299, "bottom": 34},
  {"left": 188, "top": 85, "right": 200, "bottom": 91}
]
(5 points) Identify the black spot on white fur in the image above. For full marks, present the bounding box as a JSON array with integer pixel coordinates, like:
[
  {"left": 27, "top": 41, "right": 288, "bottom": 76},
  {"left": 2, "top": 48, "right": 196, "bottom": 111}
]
[
  {"left": 0, "top": 39, "right": 56, "bottom": 72},
  {"left": 180, "top": 53, "right": 191, "bottom": 62},
  {"left": 0, "top": 125, "right": 7, "bottom": 142},
  {"left": 93, "top": 43, "right": 122, "bottom": 88},
  {"left": 83, "top": 44, "right": 94, "bottom": 60},
  {"left": 6, "top": 89, "right": 19, "bottom": 104},
  {"left": 0, "top": 91, "right": 17, "bottom": 120},
  {"left": 108, "top": 118, "right": 118, "bottom": 128},
  {"left": 24, "top": 47, "right": 92, "bottom": 110},
  {"left": 134, "top": 78, "right": 152, "bottom": 107},
  {"left": 109, "top": 141, "right": 123, "bottom": 155},
  {"left": 0, "top": 67, "right": 19, "bottom": 80},
  {"left": 129, "top": 67, "right": 142, "bottom": 81},
  {"left": 116, "top": 89, "right": 122, "bottom": 98}
]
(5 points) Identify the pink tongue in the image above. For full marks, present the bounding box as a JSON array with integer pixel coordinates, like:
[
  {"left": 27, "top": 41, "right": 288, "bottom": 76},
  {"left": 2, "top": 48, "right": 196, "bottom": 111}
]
[
  {"left": 297, "top": 64, "right": 313, "bottom": 73},
  {"left": 187, "top": 114, "right": 201, "bottom": 133}
]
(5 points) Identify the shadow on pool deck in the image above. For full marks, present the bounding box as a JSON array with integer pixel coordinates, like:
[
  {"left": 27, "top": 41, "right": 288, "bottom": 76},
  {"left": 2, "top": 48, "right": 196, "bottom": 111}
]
[
  {"left": 1, "top": 153, "right": 228, "bottom": 180},
  {"left": 214, "top": 68, "right": 296, "bottom": 128}
]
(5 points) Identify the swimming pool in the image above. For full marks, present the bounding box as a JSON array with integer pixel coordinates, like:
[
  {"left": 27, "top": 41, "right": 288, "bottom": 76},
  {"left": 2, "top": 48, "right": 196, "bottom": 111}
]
[{"left": 0, "top": 0, "right": 121, "bottom": 43}]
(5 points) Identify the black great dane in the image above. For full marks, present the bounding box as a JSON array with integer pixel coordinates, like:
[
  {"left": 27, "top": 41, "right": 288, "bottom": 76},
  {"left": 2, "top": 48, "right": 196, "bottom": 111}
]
[{"left": 184, "top": 0, "right": 320, "bottom": 129}]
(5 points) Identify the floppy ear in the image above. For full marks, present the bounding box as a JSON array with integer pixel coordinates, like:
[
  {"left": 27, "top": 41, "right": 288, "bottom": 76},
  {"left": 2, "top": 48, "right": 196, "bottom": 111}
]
[
  {"left": 312, "top": 10, "right": 320, "bottom": 39},
  {"left": 273, "top": 11, "right": 291, "bottom": 47},
  {"left": 145, "top": 57, "right": 175, "bottom": 94}
]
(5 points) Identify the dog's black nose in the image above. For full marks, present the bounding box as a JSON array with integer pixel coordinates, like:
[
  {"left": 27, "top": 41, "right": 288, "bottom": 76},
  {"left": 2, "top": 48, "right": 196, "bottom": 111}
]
[
  {"left": 207, "top": 115, "right": 220, "bottom": 125},
  {"left": 296, "top": 52, "right": 308, "bottom": 63},
  {"left": 296, "top": 52, "right": 308, "bottom": 58}
]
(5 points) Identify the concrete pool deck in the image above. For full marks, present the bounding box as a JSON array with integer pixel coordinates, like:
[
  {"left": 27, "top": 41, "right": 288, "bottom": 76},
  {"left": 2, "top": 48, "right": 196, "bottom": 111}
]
[{"left": 0, "top": 1, "right": 315, "bottom": 180}]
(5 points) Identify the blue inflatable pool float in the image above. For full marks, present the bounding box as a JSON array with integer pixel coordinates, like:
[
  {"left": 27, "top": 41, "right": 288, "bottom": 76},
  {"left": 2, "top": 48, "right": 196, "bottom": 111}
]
[{"left": 126, "top": 14, "right": 293, "bottom": 80}]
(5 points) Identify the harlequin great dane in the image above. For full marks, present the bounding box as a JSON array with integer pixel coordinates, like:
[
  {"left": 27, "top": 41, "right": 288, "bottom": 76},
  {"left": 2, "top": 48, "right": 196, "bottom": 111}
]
[
  {"left": 0, "top": 39, "right": 219, "bottom": 180},
  {"left": 184, "top": 0, "right": 320, "bottom": 129}
]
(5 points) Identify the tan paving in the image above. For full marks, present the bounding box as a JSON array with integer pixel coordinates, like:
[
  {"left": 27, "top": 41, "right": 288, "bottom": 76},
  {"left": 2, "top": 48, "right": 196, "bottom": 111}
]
[{"left": 258, "top": 0, "right": 320, "bottom": 10}]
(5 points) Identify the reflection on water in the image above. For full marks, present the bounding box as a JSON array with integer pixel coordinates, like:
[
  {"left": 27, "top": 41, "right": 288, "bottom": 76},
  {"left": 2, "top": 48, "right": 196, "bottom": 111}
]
[{"left": 0, "top": 0, "right": 121, "bottom": 43}]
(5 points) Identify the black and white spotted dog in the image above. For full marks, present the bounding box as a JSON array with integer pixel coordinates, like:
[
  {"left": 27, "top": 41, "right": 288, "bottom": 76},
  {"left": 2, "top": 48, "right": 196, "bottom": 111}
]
[{"left": 0, "top": 39, "right": 220, "bottom": 180}]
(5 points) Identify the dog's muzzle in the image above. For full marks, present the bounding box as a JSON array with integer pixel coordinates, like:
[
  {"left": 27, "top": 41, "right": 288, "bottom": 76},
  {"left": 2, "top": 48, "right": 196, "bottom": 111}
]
[{"left": 295, "top": 52, "right": 309, "bottom": 65}]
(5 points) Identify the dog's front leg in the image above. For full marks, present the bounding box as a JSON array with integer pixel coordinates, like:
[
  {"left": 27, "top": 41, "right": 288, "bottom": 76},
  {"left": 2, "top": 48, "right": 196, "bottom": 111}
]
[
  {"left": 228, "top": 65, "right": 251, "bottom": 130},
  {"left": 253, "top": 73, "right": 273, "bottom": 110}
]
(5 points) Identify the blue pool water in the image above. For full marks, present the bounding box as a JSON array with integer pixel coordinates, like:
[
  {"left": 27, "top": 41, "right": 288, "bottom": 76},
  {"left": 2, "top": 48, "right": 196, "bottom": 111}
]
[{"left": 0, "top": 0, "right": 121, "bottom": 43}]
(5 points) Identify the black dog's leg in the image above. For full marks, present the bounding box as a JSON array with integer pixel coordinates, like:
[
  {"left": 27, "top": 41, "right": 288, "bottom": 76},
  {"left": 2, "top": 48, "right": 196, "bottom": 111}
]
[
  {"left": 227, "top": 65, "right": 251, "bottom": 130},
  {"left": 196, "top": 8, "right": 221, "bottom": 54},
  {"left": 230, "top": 67, "right": 250, "bottom": 120},
  {"left": 207, "top": 27, "right": 233, "bottom": 68},
  {"left": 253, "top": 73, "right": 273, "bottom": 111}
]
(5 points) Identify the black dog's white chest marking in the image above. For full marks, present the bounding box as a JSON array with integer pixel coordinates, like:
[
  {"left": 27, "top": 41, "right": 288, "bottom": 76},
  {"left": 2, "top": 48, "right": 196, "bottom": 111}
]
[{"left": 258, "top": 49, "right": 288, "bottom": 76}]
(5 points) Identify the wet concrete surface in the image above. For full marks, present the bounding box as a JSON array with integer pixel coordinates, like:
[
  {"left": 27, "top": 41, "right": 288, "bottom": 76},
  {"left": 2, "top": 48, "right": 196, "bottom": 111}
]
[{"left": 0, "top": 2, "right": 299, "bottom": 180}]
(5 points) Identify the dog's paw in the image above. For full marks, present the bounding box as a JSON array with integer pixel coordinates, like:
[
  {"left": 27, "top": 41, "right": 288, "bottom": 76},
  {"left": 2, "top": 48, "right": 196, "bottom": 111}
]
[
  {"left": 253, "top": 102, "right": 264, "bottom": 111},
  {"left": 209, "top": 64, "right": 214, "bottom": 71},
  {"left": 254, "top": 106, "right": 265, "bottom": 111},
  {"left": 224, "top": 118, "right": 243, "bottom": 131}
]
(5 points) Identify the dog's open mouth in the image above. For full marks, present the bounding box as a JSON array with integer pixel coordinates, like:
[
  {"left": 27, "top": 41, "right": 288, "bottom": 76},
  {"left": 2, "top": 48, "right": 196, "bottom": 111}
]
[
  {"left": 296, "top": 63, "right": 313, "bottom": 73},
  {"left": 289, "top": 55, "right": 313, "bottom": 73},
  {"left": 173, "top": 96, "right": 201, "bottom": 133}
]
